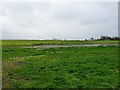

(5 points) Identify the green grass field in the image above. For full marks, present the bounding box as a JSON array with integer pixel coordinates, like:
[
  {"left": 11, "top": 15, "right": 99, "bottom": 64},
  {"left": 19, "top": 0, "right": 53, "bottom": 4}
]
[
  {"left": 2, "top": 40, "right": 119, "bottom": 88},
  {"left": 1, "top": 40, "right": 119, "bottom": 46}
]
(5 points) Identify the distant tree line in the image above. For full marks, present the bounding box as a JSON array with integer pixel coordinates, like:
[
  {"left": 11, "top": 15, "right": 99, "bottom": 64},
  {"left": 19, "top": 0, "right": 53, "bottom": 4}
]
[
  {"left": 51, "top": 36, "right": 120, "bottom": 41},
  {"left": 99, "top": 36, "right": 120, "bottom": 40},
  {"left": 88, "top": 36, "right": 120, "bottom": 41}
]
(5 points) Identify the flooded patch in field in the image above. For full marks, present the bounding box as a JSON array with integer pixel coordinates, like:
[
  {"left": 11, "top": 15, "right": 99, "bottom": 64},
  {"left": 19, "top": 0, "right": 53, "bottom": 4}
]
[{"left": 23, "top": 44, "right": 118, "bottom": 49}]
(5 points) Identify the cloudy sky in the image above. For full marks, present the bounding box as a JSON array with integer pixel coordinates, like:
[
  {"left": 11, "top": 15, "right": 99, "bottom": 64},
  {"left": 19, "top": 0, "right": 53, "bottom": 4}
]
[{"left": 0, "top": 2, "right": 118, "bottom": 40}]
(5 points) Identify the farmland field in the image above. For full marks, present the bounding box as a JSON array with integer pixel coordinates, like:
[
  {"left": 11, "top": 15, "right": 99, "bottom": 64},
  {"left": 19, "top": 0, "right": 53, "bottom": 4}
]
[{"left": 1, "top": 40, "right": 119, "bottom": 88}]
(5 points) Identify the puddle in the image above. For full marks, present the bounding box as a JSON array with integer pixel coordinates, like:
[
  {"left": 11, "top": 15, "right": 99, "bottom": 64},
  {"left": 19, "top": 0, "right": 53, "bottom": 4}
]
[
  {"left": 23, "top": 44, "right": 118, "bottom": 49},
  {"left": 15, "top": 61, "right": 27, "bottom": 66}
]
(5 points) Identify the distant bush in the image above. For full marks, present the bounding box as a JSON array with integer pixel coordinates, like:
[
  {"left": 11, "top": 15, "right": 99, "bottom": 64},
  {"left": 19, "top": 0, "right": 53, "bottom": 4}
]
[{"left": 100, "top": 36, "right": 120, "bottom": 40}]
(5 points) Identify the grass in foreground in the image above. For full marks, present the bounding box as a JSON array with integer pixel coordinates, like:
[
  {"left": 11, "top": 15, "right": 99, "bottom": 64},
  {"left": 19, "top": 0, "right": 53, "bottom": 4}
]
[{"left": 2, "top": 42, "right": 119, "bottom": 88}]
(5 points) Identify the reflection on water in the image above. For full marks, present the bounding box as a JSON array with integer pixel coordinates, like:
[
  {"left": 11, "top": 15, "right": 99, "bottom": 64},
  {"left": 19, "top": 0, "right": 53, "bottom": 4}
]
[{"left": 23, "top": 44, "right": 118, "bottom": 49}]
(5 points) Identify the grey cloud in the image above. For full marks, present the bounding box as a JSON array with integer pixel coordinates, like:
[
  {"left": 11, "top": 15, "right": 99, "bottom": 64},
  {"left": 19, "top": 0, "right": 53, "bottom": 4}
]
[
  {"left": 1, "top": 2, "right": 118, "bottom": 40},
  {"left": 55, "top": 3, "right": 117, "bottom": 25}
]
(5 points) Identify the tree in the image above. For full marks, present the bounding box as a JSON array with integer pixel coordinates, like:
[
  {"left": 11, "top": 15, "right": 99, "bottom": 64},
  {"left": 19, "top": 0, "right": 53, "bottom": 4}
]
[{"left": 91, "top": 38, "right": 94, "bottom": 40}]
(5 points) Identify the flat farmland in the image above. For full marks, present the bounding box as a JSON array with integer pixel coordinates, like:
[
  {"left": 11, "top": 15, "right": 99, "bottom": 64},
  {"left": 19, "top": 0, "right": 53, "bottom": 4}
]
[{"left": 2, "top": 40, "right": 119, "bottom": 88}]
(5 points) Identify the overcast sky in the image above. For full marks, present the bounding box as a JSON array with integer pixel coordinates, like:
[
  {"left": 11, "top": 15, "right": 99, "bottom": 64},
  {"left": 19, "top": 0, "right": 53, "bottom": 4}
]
[{"left": 0, "top": 2, "right": 118, "bottom": 40}]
